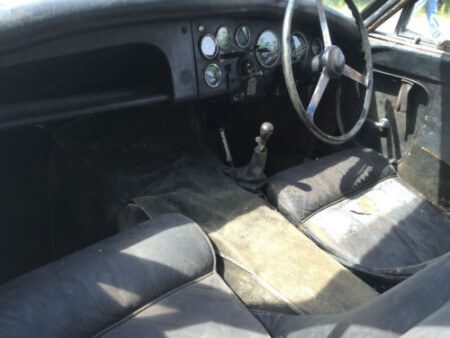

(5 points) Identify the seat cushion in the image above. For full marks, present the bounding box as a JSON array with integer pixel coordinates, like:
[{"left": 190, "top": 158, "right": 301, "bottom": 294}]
[
  {"left": 304, "top": 177, "right": 450, "bottom": 279},
  {"left": 0, "top": 213, "right": 268, "bottom": 337},
  {"left": 268, "top": 147, "right": 450, "bottom": 281},
  {"left": 267, "top": 147, "right": 396, "bottom": 223},
  {"left": 99, "top": 273, "right": 268, "bottom": 337}
]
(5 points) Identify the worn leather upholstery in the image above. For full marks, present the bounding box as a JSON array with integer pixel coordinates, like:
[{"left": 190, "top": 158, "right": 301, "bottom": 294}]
[
  {"left": 304, "top": 177, "right": 450, "bottom": 279},
  {"left": 267, "top": 147, "right": 450, "bottom": 281},
  {"left": 255, "top": 252, "right": 450, "bottom": 337},
  {"left": 267, "top": 147, "right": 396, "bottom": 223},
  {"left": 0, "top": 213, "right": 268, "bottom": 337}
]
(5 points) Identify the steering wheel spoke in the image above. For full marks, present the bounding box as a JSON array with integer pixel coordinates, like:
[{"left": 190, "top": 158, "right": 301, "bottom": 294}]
[
  {"left": 317, "top": 0, "right": 332, "bottom": 47},
  {"left": 282, "top": 0, "right": 373, "bottom": 144},
  {"left": 342, "top": 64, "right": 369, "bottom": 87},
  {"left": 307, "top": 70, "right": 330, "bottom": 119}
]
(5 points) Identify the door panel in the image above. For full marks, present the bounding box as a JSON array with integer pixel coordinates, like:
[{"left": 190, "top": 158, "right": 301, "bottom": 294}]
[
  {"left": 359, "top": 36, "right": 450, "bottom": 210},
  {"left": 361, "top": 70, "right": 429, "bottom": 160}
]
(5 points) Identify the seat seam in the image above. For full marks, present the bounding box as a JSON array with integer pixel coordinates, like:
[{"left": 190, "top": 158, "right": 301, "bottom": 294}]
[
  {"left": 301, "top": 173, "right": 397, "bottom": 223},
  {"left": 305, "top": 227, "right": 441, "bottom": 278},
  {"left": 95, "top": 270, "right": 216, "bottom": 336}
]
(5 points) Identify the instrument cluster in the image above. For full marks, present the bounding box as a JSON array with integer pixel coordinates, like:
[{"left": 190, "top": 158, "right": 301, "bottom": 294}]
[{"left": 193, "top": 19, "right": 323, "bottom": 99}]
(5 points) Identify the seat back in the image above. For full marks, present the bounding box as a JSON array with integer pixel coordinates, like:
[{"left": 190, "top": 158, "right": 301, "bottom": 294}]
[
  {"left": 0, "top": 214, "right": 214, "bottom": 337},
  {"left": 256, "top": 252, "right": 450, "bottom": 337}
]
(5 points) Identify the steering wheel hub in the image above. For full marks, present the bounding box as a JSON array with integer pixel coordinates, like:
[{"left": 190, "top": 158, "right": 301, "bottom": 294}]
[{"left": 322, "top": 45, "right": 346, "bottom": 78}]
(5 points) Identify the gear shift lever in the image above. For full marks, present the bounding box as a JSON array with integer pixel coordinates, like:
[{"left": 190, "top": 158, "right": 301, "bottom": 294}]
[
  {"left": 256, "top": 122, "right": 274, "bottom": 153},
  {"left": 224, "top": 122, "right": 274, "bottom": 194}
]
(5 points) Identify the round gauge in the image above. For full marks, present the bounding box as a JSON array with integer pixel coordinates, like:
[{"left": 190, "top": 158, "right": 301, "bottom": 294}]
[
  {"left": 311, "top": 38, "right": 324, "bottom": 56},
  {"left": 200, "top": 34, "right": 218, "bottom": 59},
  {"left": 235, "top": 25, "right": 251, "bottom": 48},
  {"left": 290, "top": 32, "right": 308, "bottom": 63},
  {"left": 204, "top": 63, "right": 222, "bottom": 88},
  {"left": 256, "top": 30, "right": 280, "bottom": 68},
  {"left": 216, "top": 26, "right": 231, "bottom": 49}
]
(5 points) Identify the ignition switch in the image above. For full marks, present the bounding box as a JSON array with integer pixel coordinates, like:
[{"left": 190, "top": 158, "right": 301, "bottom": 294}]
[{"left": 243, "top": 60, "right": 255, "bottom": 75}]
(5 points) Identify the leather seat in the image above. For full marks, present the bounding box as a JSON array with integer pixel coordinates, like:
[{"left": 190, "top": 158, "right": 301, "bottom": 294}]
[
  {"left": 1, "top": 211, "right": 449, "bottom": 337},
  {"left": 267, "top": 147, "right": 450, "bottom": 282},
  {"left": 0, "top": 213, "right": 268, "bottom": 337},
  {"left": 255, "top": 251, "right": 450, "bottom": 337}
]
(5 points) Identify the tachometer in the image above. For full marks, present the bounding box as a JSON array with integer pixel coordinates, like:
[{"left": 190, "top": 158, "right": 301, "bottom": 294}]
[
  {"left": 291, "top": 32, "right": 308, "bottom": 63},
  {"left": 256, "top": 30, "right": 280, "bottom": 68},
  {"left": 200, "top": 34, "right": 218, "bottom": 59},
  {"left": 216, "top": 26, "right": 231, "bottom": 49}
]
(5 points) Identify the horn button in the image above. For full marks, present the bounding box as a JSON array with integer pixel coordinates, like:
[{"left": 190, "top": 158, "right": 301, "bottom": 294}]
[{"left": 322, "top": 45, "right": 346, "bottom": 78}]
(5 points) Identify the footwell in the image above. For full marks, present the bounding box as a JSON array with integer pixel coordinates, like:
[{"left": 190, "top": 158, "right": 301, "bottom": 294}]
[{"left": 54, "top": 108, "right": 377, "bottom": 315}]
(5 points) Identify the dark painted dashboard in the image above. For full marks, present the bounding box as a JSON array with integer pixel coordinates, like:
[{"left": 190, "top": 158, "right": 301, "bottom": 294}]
[
  {"left": 0, "top": 0, "right": 357, "bottom": 129},
  {"left": 193, "top": 19, "right": 324, "bottom": 101}
]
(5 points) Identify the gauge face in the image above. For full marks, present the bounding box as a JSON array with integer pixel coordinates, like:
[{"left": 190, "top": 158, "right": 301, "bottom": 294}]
[
  {"left": 290, "top": 32, "right": 308, "bottom": 63},
  {"left": 311, "top": 38, "right": 324, "bottom": 56},
  {"left": 200, "top": 34, "right": 218, "bottom": 59},
  {"left": 204, "top": 63, "right": 222, "bottom": 88},
  {"left": 256, "top": 30, "right": 280, "bottom": 68},
  {"left": 216, "top": 26, "right": 231, "bottom": 49},
  {"left": 235, "top": 25, "right": 251, "bottom": 48}
]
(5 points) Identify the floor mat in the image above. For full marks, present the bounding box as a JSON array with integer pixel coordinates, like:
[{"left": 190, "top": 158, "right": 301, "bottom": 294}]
[{"left": 54, "top": 109, "right": 377, "bottom": 315}]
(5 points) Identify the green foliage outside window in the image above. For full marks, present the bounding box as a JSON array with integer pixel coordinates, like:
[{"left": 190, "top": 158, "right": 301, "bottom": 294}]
[{"left": 323, "top": 0, "right": 450, "bottom": 17}]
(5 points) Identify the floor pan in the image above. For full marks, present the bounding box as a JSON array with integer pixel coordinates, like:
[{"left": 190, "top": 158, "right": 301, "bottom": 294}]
[{"left": 54, "top": 109, "right": 378, "bottom": 314}]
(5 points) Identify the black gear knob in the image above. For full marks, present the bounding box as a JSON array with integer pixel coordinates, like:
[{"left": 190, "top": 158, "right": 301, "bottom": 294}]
[{"left": 256, "top": 122, "right": 274, "bottom": 151}]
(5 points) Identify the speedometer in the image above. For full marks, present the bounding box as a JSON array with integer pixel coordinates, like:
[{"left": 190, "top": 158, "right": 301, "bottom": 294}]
[{"left": 256, "top": 30, "right": 280, "bottom": 68}]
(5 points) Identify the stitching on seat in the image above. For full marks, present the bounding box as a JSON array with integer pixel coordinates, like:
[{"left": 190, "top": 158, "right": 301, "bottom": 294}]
[
  {"left": 95, "top": 271, "right": 216, "bottom": 336},
  {"left": 94, "top": 213, "right": 217, "bottom": 336},
  {"left": 304, "top": 227, "right": 439, "bottom": 278}
]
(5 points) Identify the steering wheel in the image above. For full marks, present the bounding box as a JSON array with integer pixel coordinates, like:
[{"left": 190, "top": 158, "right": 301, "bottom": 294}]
[{"left": 282, "top": 0, "right": 373, "bottom": 144}]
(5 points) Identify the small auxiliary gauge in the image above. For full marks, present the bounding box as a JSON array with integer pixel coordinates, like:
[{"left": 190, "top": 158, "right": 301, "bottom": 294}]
[
  {"left": 235, "top": 25, "right": 251, "bottom": 48},
  {"left": 290, "top": 32, "right": 308, "bottom": 63},
  {"left": 204, "top": 63, "right": 222, "bottom": 88},
  {"left": 216, "top": 26, "right": 231, "bottom": 49},
  {"left": 200, "top": 34, "right": 218, "bottom": 59},
  {"left": 311, "top": 38, "right": 324, "bottom": 56}
]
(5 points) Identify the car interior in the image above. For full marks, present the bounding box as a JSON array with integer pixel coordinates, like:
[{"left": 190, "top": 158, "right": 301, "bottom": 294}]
[{"left": 0, "top": 0, "right": 449, "bottom": 337}]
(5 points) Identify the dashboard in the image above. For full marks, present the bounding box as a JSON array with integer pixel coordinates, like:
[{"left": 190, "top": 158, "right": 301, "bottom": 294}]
[
  {"left": 192, "top": 19, "right": 324, "bottom": 101},
  {"left": 0, "top": 16, "right": 327, "bottom": 129},
  {"left": 0, "top": 0, "right": 363, "bottom": 129}
]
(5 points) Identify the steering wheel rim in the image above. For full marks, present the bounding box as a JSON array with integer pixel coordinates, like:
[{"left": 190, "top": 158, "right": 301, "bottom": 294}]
[{"left": 282, "top": 0, "right": 373, "bottom": 145}]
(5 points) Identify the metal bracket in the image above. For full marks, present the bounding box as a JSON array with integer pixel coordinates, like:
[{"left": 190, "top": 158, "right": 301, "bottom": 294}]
[{"left": 394, "top": 79, "right": 414, "bottom": 113}]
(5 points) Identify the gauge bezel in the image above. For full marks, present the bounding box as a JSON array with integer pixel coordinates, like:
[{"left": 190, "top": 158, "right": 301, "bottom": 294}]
[
  {"left": 290, "top": 31, "right": 309, "bottom": 63},
  {"left": 200, "top": 34, "right": 218, "bottom": 60},
  {"left": 235, "top": 25, "right": 251, "bottom": 48},
  {"left": 255, "top": 30, "right": 281, "bottom": 69},
  {"left": 216, "top": 26, "right": 232, "bottom": 49},
  {"left": 204, "top": 63, "right": 222, "bottom": 88}
]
